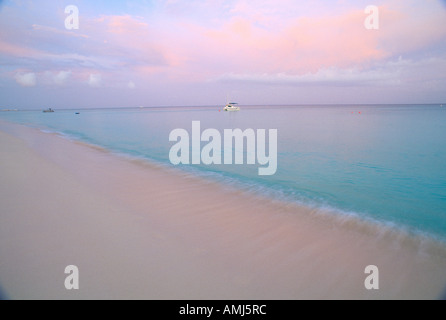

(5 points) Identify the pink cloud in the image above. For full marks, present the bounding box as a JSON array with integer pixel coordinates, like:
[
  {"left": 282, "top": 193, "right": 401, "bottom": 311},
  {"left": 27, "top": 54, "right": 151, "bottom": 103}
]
[
  {"left": 0, "top": 40, "right": 44, "bottom": 58},
  {"left": 378, "top": 2, "right": 446, "bottom": 55},
  {"left": 84, "top": 15, "right": 169, "bottom": 70},
  {"left": 182, "top": 1, "right": 446, "bottom": 82},
  {"left": 104, "top": 15, "right": 150, "bottom": 35},
  {"left": 199, "top": 9, "right": 385, "bottom": 76},
  {"left": 2, "top": 0, "right": 445, "bottom": 92}
]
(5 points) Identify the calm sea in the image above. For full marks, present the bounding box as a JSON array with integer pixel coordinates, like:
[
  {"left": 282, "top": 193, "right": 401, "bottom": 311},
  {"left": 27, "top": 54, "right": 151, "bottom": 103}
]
[{"left": 2, "top": 104, "right": 446, "bottom": 240}]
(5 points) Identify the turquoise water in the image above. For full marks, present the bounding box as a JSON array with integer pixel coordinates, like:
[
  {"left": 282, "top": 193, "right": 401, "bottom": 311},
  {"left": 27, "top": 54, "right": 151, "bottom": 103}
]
[{"left": 2, "top": 105, "right": 446, "bottom": 239}]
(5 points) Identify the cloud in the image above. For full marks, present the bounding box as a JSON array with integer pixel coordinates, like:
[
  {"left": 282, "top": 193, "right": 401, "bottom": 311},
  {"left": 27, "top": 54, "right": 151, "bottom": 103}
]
[
  {"left": 216, "top": 68, "right": 399, "bottom": 87},
  {"left": 214, "top": 56, "right": 446, "bottom": 88},
  {"left": 377, "top": 2, "right": 446, "bottom": 56},
  {"left": 187, "top": 6, "right": 388, "bottom": 79},
  {"left": 1, "top": 0, "right": 446, "bottom": 105},
  {"left": 127, "top": 81, "right": 136, "bottom": 89},
  {"left": 0, "top": 40, "right": 44, "bottom": 60},
  {"left": 3, "top": 1, "right": 443, "bottom": 86},
  {"left": 84, "top": 14, "right": 168, "bottom": 69},
  {"left": 31, "top": 24, "right": 89, "bottom": 39},
  {"left": 54, "top": 71, "right": 71, "bottom": 85},
  {"left": 88, "top": 74, "right": 102, "bottom": 87},
  {"left": 14, "top": 72, "right": 37, "bottom": 87}
]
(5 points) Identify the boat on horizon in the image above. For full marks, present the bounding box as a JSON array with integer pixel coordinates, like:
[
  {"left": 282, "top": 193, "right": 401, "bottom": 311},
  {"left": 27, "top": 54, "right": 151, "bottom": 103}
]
[
  {"left": 43, "top": 108, "right": 54, "bottom": 113},
  {"left": 224, "top": 102, "right": 240, "bottom": 111}
]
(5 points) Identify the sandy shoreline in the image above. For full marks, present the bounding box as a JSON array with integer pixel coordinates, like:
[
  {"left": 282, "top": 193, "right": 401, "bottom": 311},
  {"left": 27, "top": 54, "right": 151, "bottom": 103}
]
[{"left": 1, "top": 120, "right": 446, "bottom": 300}]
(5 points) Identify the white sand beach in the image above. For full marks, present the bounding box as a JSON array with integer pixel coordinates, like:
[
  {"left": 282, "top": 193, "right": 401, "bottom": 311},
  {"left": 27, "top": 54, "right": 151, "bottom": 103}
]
[{"left": 1, "top": 120, "right": 446, "bottom": 300}]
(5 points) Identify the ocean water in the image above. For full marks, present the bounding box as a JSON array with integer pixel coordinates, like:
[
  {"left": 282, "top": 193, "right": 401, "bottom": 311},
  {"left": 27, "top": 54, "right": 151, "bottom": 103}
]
[{"left": 2, "top": 104, "right": 446, "bottom": 240}]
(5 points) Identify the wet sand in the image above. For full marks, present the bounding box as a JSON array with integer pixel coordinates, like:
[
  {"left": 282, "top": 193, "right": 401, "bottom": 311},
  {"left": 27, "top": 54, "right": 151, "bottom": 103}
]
[{"left": 1, "top": 120, "right": 446, "bottom": 300}]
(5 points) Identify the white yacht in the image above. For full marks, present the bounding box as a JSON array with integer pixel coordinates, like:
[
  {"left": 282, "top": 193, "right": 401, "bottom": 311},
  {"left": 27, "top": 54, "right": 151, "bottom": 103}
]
[{"left": 224, "top": 102, "right": 240, "bottom": 111}]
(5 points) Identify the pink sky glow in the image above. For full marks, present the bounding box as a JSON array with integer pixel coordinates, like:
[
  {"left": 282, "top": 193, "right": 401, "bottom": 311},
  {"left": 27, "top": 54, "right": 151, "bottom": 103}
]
[{"left": 0, "top": 0, "right": 445, "bottom": 108}]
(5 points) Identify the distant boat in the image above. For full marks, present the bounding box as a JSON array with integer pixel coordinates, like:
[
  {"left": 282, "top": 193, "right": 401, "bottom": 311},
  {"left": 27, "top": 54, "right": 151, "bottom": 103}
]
[
  {"left": 224, "top": 102, "right": 240, "bottom": 112},
  {"left": 43, "top": 108, "right": 54, "bottom": 113}
]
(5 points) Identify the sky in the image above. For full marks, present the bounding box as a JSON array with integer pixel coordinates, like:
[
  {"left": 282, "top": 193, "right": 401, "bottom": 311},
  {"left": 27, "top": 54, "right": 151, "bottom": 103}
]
[{"left": 0, "top": 0, "right": 446, "bottom": 109}]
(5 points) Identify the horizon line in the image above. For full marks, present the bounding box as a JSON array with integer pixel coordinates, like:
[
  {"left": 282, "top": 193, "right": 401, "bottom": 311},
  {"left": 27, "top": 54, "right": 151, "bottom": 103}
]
[{"left": 1, "top": 102, "right": 445, "bottom": 111}]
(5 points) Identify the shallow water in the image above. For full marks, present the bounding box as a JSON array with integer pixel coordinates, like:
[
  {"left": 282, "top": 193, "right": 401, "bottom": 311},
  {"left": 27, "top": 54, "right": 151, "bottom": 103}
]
[{"left": 1, "top": 104, "right": 446, "bottom": 240}]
